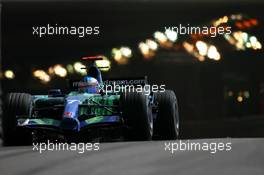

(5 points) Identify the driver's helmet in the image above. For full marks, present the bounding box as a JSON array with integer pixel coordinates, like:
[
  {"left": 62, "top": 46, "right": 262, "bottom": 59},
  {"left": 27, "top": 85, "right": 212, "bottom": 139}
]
[{"left": 79, "top": 76, "right": 99, "bottom": 93}]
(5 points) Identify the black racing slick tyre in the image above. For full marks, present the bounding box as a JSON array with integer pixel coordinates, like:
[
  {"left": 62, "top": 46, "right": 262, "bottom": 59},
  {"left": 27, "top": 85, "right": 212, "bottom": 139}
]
[
  {"left": 154, "top": 90, "right": 179, "bottom": 140},
  {"left": 2, "top": 93, "right": 33, "bottom": 146},
  {"left": 120, "top": 92, "right": 153, "bottom": 141}
]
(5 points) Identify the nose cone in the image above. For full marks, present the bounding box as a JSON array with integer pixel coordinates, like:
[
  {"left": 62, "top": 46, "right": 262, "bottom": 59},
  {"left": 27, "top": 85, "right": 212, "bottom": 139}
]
[
  {"left": 61, "top": 97, "right": 81, "bottom": 131},
  {"left": 63, "top": 99, "right": 79, "bottom": 118}
]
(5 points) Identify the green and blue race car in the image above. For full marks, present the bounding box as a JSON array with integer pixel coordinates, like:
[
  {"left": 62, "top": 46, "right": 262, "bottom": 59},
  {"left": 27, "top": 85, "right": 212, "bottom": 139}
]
[{"left": 1, "top": 56, "right": 179, "bottom": 145}]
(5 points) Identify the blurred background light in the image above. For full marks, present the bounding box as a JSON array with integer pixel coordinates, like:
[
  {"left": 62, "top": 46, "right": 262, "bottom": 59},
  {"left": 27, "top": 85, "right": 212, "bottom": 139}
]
[
  {"left": 53, "top": 64, "right": 67, "bottom": 77},
  {"left": 112, "top": 47, "right": 132, "bottom": 65},
  {"left": 4, "top": 70, "right": 15, "bottom": 79},
  {"left": 207, "top": 45, "right": 221, "bottom": 61},
  {"left": 228, "top": 91, "right": 234, "bottom": 97},
  {"left": 237, "top": 96, "right": 243, "bottom": 103},
  {"left": 33, "top": 70, "right": 50, "bottom": 83},
  {"left": 73, "top": 62, "right": 86, "bottom": 75},
  {"left": 48, "top": 66, "right": 54, "bottom": 75},
  {"left": 112, "top": 48, "right": 122, "bottom": 62},
  {"left": 196, "top": 41, "right": 208, "bottom": 56},
  {"left": 225, "top": 31, "right": 262, "bottom": 50},
  {"left": 165, "top": 29, "right": 178, "bottom": 42},
  {"left": 66, "top": 64, "right": 74, "bottom": 74},
  {"left": 95, "top": 56, "right": 111, "bottom": 72},
  {"left": 138, "top": 42, "right": 155, "bottom": 59},
  {"left": 146, "top": 39, "right": 158, "bottom": 51},
  {"left": 184, "top": 40, "right": 221, "bottom": 61},
  {"left": 154, "top": 31, "right": 168, "bottom": 44},
  {"left": 120, "top": 47, "right": 132, "bottom": 58},
  {"left": 213, "top": 15, "right": 229, "bottom": 27},
  {"left": 244, "top": 91, "right": 250, "bottom": 98},
  {"left": 183, "top": 41, "right": 194, "bottom": 53}
]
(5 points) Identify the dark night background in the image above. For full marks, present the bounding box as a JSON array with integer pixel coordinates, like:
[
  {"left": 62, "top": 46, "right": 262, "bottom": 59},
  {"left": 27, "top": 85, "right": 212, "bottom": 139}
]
[{"left": 1, "top": 0, "right": 264, "bottom": 138}]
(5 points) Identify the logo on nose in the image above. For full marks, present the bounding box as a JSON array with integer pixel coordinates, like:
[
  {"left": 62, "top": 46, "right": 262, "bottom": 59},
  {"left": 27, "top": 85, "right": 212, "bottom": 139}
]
[{"left": 64, "top": 111, "right": 73, "bottom": 117}]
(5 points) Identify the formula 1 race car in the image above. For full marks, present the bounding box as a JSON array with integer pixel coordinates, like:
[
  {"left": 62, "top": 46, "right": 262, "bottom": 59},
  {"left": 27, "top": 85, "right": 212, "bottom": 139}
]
[{"left": 1, "top": 56, "right": 180, "bottom": 145}]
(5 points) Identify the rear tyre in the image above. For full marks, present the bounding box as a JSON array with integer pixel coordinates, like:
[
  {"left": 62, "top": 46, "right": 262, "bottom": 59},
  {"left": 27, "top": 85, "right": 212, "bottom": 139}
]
[
  {"left": 120, "top": 92, "right": 153, "bottom": 141},
  {"left": 154, "top": 90, "right": 179, "bottom": 140},
  {"left": 2, "top": 93, "right": 33, "bottom": 146}
]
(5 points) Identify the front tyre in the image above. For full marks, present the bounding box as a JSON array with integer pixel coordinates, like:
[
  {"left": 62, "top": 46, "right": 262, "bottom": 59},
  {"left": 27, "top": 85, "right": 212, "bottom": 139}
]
[
  {"left": 154, "top": 90, "right": 180, "bottom": 140},
  {"left": 2, "top": 93, "right": 33, "bottom": 146},
  {"left": 120, "top": 92, "right": 153, "bottom": 141}
]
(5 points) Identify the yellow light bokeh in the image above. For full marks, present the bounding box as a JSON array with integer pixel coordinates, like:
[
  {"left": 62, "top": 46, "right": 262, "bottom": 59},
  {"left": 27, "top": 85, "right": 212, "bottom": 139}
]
[{"left": 4, "top": 70, "right": 15, "bottom": 79}]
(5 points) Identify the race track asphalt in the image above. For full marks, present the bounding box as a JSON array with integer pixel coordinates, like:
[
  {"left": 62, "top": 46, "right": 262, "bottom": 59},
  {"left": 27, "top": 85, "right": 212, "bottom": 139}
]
[{"left": 0, "top": 138, "right": 263, "bottom": 175}]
